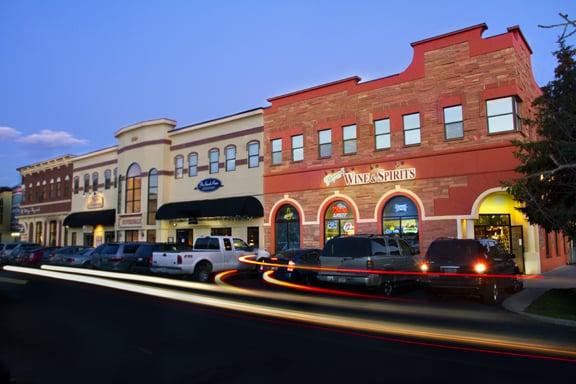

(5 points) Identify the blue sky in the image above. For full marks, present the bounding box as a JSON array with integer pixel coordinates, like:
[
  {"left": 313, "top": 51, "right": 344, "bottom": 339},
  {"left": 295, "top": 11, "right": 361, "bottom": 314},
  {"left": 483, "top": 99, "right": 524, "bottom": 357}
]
[{"left": 1, "top": 0, "right": 574, "bottom": 186}]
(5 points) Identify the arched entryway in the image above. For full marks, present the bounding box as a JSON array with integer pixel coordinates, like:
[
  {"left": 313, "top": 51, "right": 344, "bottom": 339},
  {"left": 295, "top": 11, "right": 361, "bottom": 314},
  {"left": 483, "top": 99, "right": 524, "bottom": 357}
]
[
  {"left": 382, "top": 196, "right": 420, "bottom": 254},
  {"left": 275, "top": 204, "right": 300, "bottom": 252},
  {"left": 324, "top": 200, "right": 355, "bottom": 243}
]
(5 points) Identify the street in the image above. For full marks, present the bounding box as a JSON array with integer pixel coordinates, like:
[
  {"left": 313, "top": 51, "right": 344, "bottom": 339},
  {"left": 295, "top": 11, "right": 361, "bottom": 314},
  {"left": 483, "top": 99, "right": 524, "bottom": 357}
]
[{"left": 1, "top": 267, "right": 575, "bottom": 384}]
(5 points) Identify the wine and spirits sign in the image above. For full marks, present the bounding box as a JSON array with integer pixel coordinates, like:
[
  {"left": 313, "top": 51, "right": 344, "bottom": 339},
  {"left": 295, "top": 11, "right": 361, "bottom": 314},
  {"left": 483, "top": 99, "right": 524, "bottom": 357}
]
[{"left": 323, "top": 167, "right": 416, "bottom": 187}]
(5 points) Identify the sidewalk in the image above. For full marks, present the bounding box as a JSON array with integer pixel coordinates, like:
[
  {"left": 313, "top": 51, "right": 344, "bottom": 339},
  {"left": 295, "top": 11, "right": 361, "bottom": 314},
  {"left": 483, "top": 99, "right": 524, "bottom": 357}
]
[{"left": 503, "top": 264, "right": 576, "bottom": 326}]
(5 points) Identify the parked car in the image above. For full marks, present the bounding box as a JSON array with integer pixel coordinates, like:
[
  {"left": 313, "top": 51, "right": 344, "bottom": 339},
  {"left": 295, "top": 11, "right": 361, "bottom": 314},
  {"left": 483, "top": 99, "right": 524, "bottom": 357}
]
[
  {"left": 91, "top": 243, "right": 184, "bottom": 273},
  {"left": 48, "top": 246, "right": 91, "bottom": 265},
  {"left": 420, "top": 238, "right": 522, "bottom": 304},
  {"left": 5, "top": 243, "right": 42, "bottom": 265},
  {"left": 21, "top": 247, "right": 62, "bottom": 267},
  {"left": 274, "top": 248, "right": 322, "bottom": 284},
  {"left": 151, "top": 236, "right": 270, "bottom": 282},
  {"left": 60, "top": 247, "right": 95, "bottom": 268},
  {"left": 0, "top": 243, "right": 19, "bottom": 264},
  {"left": 317, "top": 235, "right": 419, "bottom": 295}
]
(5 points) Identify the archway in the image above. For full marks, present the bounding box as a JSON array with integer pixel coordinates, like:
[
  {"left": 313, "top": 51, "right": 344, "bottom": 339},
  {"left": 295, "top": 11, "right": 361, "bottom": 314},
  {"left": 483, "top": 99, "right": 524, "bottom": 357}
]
[
  {"left": 382, "top": 195, "right": 420, "bottom": 254},
  {"left": 324, "top": 200, "right": 355, "bottom": 243},
  {"left": 275, "top": 204, "right": 301, "bottom": 252}
]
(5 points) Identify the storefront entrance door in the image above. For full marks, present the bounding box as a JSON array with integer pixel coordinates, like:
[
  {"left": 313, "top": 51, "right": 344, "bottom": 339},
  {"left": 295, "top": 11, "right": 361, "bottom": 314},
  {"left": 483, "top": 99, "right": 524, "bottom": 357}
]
[
  {"left": 176, "top": 229, "right": 193, "bottom": 247},
  {"left": 511, "top": 226, "right": 525, "bottom": 273}
]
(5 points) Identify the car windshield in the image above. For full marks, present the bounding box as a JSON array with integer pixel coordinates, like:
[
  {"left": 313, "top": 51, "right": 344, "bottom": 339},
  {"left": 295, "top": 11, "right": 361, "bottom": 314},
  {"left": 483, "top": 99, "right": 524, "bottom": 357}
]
[{"left": 426, "top": 241, "right": 485, "bottom": 264}]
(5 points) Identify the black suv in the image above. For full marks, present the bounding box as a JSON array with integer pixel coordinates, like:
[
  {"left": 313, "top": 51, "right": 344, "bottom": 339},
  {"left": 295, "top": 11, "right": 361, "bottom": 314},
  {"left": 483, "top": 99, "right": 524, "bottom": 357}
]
[{"left": 421, "top": 238, "right": 522, "bottom": 304}]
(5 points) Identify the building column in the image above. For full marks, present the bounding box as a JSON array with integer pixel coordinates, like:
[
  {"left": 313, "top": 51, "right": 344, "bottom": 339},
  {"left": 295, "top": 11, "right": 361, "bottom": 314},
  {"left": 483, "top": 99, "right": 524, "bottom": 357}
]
[
  {"left": 465, "top": 219, "right": 475, "bottom": 239},
  {"left": 56, "top": 219, "right": 61, "bottom": 246}
]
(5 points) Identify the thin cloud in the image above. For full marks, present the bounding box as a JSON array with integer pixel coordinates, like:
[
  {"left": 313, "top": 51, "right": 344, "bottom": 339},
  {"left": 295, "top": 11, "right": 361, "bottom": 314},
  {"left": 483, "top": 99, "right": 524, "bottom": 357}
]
[
  {"left": 0, "top": 126, "right": 22, "bottom": 139},
  {"left": 17, "top": 129, "right": 88, "bottom": 147}
]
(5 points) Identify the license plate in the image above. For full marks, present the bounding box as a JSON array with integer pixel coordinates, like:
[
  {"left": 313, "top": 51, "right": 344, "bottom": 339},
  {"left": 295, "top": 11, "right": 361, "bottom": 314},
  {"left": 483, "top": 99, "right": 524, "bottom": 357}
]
[{"left": 441, "top": 267, "right": 459, "bottom": 273}]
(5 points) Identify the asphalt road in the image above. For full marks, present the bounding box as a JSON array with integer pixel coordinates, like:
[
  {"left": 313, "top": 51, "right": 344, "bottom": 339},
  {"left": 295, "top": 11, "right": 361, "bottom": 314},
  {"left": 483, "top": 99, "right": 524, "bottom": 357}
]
[{"left": 1, "top": 269, "right": 575, "bottom": 384}]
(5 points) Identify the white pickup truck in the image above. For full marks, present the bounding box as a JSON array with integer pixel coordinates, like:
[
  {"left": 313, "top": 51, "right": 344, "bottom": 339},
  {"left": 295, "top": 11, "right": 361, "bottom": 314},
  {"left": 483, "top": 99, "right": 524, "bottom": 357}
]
[{"left": 150, "top": 236, "right": 270, "bottom": 282}]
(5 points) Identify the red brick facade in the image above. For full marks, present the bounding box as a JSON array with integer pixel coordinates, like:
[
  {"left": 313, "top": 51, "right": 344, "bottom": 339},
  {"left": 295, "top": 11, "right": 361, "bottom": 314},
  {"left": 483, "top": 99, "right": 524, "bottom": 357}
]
[{"left": 262, "top": 24, "right": 567, "bottom": 273}]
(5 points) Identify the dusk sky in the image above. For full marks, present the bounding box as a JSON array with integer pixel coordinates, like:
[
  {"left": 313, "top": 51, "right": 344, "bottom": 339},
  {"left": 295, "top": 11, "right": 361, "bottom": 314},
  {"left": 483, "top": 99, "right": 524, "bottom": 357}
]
[{"left": 1, "top": 0, "right": 574, "bottom": 186}]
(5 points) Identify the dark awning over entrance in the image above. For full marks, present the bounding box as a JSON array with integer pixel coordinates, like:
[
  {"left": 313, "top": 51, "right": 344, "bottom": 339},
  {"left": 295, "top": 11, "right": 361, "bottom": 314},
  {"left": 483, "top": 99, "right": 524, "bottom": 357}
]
[
  {"left": 63, "top": 209, "right": 116, "bottom": 228},
  {"left": 156, "top": 196, "right": 264, "bottom": 220}
]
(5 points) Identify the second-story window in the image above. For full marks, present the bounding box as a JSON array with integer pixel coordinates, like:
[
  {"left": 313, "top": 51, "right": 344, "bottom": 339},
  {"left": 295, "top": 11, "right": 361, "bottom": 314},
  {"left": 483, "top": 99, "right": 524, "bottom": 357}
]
[
  {"left": 271, "top": 138, "right": 282, "bottom": 165},
  {"left": 487, "top": 97, "right": 520, "bottom": 133},
  {"left": 64, "top": 176, "right": 70, "bottom": 197},
  {"left": 375, "top": 119, "right": 391, "bottom": 150},
  {"left": 174, "top": 155, "right": 184, "bottom": 179},
  {"left": 83, "top": 174, "right": 90, "bottom": 193},
  {"left": 343, "top": 125, "right": 357, "bottom": 155},
  {"left": 318, "top": 129, "right": 332, "bottom": 158},
  {"left": 92, "top": 172, "right": 99, "bottom": 192},
  {"left": 225, "top": 145, "right": 236, "bottom": 171},
  {"left": 104, "top": 169, "right": 112, "bottom": 189},
  {"left": 444, "top": 105, "right": 464, "bottom": 139},
  {"left": 403, "top": 113, "right": 421, "bottom": 146},
  {"left": 147, "top": 169, "right": 158, "bottom": 225},
  {"left": 248, "top": 141, "right": 260, "bottom": 168},
  {"left": 292, "top": 135, "right": 303, "bottom": 162},
  {"left": 73, "top": 176, "right": 79, "bottom": 194},
  {"left": 49, "top": 180, "right": 55, "bottom": 199},
  {"left": 209, "top": 149, "right": 219, "bottom": 174},
  {"left": 113, "top": 168, "right": 118, "bottom": 188},
  {"left": 56, "top": 178, "right": 62, "bottom": 198},
  {"left": 188, "top": 152, "right": 198, "bottom": 177}
]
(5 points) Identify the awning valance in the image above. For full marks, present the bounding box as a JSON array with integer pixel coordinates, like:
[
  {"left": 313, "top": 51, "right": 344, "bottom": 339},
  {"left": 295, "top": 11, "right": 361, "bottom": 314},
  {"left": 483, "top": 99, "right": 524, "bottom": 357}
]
[
  {"left": 63, "top": 209, "right": 116, "bottom": 228},
  {"left": 156, "top": 196, "right": 263, "bottom": 220}
]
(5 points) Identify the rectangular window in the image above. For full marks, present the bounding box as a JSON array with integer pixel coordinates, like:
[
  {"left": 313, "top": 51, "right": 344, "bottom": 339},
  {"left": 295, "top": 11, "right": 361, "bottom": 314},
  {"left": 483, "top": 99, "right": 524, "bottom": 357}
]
[
  {"left": 292, "top": 135, "right": 304, "bottom": 162},
  {"left": 487, "top": 97, "right": 520, "bottom": 133},
  {"left": 188, "top": 153, "right": 198, "bottom": 177},
  {"left": 342, "top": 125, "right": 357, "bottom": 154},
  {"left": 125, "top": 230, "right": 139, "bottom": 242},
  {"left": 271, "top": 138, "right": 282, "bottom": 165},
  {"left": 403, "top": 113, "right": 421, "bottom": 146},
  {"left": 374, "top": 119, "right": 391, "bottom": 150},
  {"left": 211, "top": 227, "right": 232, "bottom": 236},
  {"left": 247, "top": 226, "right": 259, "bottom": 248},
  {"left": 248, "top": 142, "right": 260, "bottom": 168},
  {"left": 225, "top": 146, "right": 236, "bottom": 171},
  {"left": 175, "top": 156, "right": 184, "bottom": 179},
  {"left": 209, "top": 150, "right": 219, "bottom": 174},
  {"left": 444, "top": 105, "right": 464, "bottom": 139},
  {"left": 318, "top": 129, "right": 332, "bottom": 158}
]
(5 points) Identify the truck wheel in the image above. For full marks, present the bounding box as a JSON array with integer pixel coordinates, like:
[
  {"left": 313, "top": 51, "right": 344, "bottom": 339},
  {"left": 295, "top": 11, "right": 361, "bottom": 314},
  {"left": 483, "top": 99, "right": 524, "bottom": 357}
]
[
  {"left": 482, "top": 280, "right": 501, "bottom": 305},
  {"left": 193, "top": 262, "right": 212, "bottom": 283}
]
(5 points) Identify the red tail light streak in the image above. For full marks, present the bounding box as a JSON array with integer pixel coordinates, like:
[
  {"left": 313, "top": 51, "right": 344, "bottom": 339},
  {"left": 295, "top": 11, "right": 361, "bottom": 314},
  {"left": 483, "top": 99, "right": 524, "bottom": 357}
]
[{"left": 239, "top": 255, "right": 542, "bottom": 280}]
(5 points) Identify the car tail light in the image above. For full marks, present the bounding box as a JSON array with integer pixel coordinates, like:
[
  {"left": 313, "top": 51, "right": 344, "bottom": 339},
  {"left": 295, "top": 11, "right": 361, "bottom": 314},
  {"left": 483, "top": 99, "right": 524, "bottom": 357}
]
[
  {"left": 420, "top": 262, "right": 429, "bottom": 272},
  {"left": 474, "top": 262, "right": 487, "bottom": 274},
  {"left": 287, "top": 260, "right": 295, "bottom": 272},
  {"left": 271, "top": 257, "right": 278, "bottom": 261},
  {"left": 177, "top": 255, "right": 182, "bottom": 265},
  {"left": 366, "top": 259, "right": 374, "bottom": 269}
]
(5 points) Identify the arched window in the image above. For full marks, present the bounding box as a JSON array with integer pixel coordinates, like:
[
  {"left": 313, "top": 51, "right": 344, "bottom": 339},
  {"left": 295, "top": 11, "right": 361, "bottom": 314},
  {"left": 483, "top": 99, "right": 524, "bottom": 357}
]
[
  {"left": 209, "top": 149, "right": 219, "bottom": 174},
  {"left": 248, "top": 141, "right": 260, "bottom": 168},
  {"left": 225, "top": 145, "right": 236, "bottom": 171},
  {"left": 56, "top": 177, "right": 62, "bottom": 198},
  {"left": 73, "top": 176, "right": 79, "bottom": 194},
  {"left": 92, "top": 172, "right": 99, "bottom": 192},
  {"left": 382, "top": 196, "right": 419, "bottom": 254},
  {"left": 113, "top": 168, "right": 118, "bottom": 188},
  {"left": 188, "top": 152, "right": 198, "bottom": 177},
  {"left": 324, "top": 201, "right": 355, "bottom": 243},
  {"left": 147, "top": 169, "right": 158, "bottom": 225},
  {"left": 83, "top": 174, "right": 90, "bottom": 193},
  {"left": 49, "top": 179, "right": 55, "bottom": 199},
  {"left": 104, "top": 169, "right": 112, "bottom": 189},
  {"left": 275, "top": 205, "right": 300, "bottom": 252},
  {"left": 174, "top": 155, "right": 184, "bottom": 179},
  {"left": 125, "top": 163, "right": 142, "bottom": 213}
]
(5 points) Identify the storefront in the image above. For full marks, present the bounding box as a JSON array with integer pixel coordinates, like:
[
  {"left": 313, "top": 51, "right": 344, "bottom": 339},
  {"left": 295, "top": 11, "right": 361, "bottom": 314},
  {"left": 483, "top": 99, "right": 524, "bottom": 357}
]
[{"left": 262, "top": 24, "right": 568, "bottom": 273}]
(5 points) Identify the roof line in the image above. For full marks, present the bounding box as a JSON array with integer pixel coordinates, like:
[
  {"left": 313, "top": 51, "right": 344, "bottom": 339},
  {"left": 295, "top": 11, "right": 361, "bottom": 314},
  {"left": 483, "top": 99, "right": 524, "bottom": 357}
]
[
  {"left": 410, "top": 23, "right": 487, "bottom": 46},
  {"left": 170, "top": 107, "right": 264, "bottom": 133}
]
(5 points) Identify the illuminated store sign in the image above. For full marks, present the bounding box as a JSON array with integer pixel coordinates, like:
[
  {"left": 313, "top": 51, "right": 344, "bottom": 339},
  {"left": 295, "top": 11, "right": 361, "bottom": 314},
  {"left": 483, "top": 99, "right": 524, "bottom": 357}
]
[
  {"left": 86, "top": 193, "right": 104, "bottom": 209},
  {"left": 196, "top": 178, "right": 222, "bottom": 192},
  {"left": 323, "top": 167, "right": 416, "bottom": 187}
]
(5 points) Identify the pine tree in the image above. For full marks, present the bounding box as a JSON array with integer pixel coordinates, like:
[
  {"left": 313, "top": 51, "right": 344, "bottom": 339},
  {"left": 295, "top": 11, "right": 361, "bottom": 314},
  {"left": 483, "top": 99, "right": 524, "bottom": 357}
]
[{"left": 507, "top": 43, "right": 576, "bottom": 240}]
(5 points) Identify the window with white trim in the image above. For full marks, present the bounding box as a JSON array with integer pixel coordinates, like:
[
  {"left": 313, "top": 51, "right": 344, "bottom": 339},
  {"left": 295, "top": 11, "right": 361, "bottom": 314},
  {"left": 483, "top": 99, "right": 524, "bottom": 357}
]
[
  {"left": 487, "top": 97, "right": 521, "bottom": 133},
  {"left": 318, "top": 129, "right": 332, "bottom": 158},
  {"left": 444, "top": 105, "right": 464, "bottom": 139},
  {"left": 248, "top": 142, "right": 260, "bottom": 168},
  {"left": 209, "top": 149, "right": 219, "bottom": 174},
  {"left": 271, "top": 139, "right": 282, "bottom": 165},
  {"left": 374, "top": 119, "right": 391, "bottom": 150},
  {"left": 403, "top": 113, "right": 421, "bottom": 145},
  {"left": 225, "top": 146, "right": 236, "bottom": 171},
  {"left": 342, "top": 125, "right": 357, "bottom": 154},
  {"left": 292, "top": 135, "right": 303, "bottom": 162},
  {"left": 188, "top": 153, "right": 198, "bottom": 177}
]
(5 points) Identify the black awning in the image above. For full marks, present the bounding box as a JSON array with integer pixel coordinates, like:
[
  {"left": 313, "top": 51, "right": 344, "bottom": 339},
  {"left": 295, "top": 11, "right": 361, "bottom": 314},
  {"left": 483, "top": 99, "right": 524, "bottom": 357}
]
[
  {"left": 63, "top": 209, "right": 116, "bottom": 228},
  {"left": 156, "top": 196, "right": 263, "bottom": 220}
]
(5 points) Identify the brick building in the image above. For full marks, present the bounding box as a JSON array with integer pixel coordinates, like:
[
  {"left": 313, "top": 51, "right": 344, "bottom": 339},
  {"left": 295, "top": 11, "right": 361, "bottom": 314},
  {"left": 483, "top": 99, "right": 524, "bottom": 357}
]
[
  {"left": 262, "top": 24, "right": 570, "bottom": 274},
  {"left": 17, "top": 155, "right": 74, "bottom": 246}
]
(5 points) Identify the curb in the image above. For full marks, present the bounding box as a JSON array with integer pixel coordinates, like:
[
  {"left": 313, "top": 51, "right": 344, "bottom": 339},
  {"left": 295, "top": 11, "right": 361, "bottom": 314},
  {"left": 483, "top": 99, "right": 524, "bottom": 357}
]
[{"left": 513, "top": 310, "right": 576, "bottom": 328}]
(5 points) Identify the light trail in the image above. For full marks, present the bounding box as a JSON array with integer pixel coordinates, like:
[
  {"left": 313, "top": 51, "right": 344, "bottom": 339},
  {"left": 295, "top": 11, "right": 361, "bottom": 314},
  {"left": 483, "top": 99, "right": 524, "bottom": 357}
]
[
  {"left": 238, "top": 255, "right": 543, "bottom": 280},
  {"left": 4, "top": 265, "right": 576, "bottom": 362},
  {"left": 39, "top": 265, "right": 534, "bottom": 323}
]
